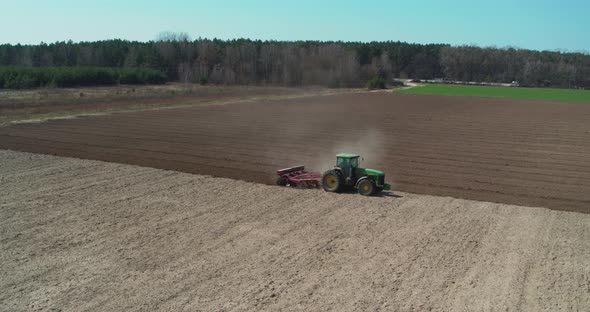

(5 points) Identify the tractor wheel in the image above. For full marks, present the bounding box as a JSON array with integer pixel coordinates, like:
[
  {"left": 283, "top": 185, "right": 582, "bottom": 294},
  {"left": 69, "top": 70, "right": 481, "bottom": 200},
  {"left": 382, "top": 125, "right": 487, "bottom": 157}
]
[
  {"left": 322, "top": 170, "right": 343, "bottom": 193},
  {"left": 374, "top": 187, "right": 384, "bottom": 194},
  {"left": 357, "top": 179, "right": 375, "bottom": 196},
  {"left": 276, "top": 176, "right": 288, "bottom": 186}
]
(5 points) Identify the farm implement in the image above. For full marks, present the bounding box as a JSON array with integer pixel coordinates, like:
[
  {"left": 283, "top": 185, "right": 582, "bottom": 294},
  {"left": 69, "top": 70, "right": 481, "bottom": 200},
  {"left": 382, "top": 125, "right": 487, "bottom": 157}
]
[
  {"left": 276, "top": 154, "right": 391, "bottom": 196},
  {"left": 275, "top": 166, "right": 322, "bottom": 188}
]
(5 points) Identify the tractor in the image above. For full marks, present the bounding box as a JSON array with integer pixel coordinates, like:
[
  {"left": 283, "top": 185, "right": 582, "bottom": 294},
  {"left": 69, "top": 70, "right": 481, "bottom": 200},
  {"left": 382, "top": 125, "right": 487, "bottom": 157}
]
[
  {"left": 276, "top": 154, "right": 391, "bottom": 196},
  {"left": 321, "top": 154, "right": 391, "bottom": 196}
]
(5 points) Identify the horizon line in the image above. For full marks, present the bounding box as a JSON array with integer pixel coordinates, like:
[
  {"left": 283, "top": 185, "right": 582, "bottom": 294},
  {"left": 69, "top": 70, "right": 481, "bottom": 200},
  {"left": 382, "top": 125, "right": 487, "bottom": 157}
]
[{"left": 2, "top": 36, "right": 589, "bottom": 55}]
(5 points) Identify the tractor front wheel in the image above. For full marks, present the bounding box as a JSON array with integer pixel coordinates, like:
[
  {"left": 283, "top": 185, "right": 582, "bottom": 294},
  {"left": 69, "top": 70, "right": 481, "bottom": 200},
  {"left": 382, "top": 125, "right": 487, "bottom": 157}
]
[
  {"left": 357, "top": 179, "right": 375, "bottom": 196},
  {"left": 322, "top": 170, "right": 343, "bottom": 193}
]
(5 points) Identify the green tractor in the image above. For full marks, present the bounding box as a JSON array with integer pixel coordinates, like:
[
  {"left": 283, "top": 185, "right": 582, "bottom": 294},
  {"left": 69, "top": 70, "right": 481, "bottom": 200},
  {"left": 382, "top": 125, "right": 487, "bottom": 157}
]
[{"left": 322, "top": 154, "right": 391, "bottom": 196}]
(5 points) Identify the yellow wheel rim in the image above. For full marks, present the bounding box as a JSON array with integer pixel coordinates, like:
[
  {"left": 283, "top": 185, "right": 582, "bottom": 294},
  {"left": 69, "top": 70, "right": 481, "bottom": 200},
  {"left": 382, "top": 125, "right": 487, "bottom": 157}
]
[
  {"left": 324, "top": 174, "right": 337, "bottom": 188},
  {"left": 359, "top": 180, "right": 372, "bottom": 195}
]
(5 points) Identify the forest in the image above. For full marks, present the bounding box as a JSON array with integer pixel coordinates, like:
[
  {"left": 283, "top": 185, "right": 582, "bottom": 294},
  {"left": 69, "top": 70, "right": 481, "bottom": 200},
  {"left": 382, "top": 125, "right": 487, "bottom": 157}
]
[
  {"left": 0, "top": 67, "right": 166, "bottom": 89},
  {"left": 0, "top": 37, "right": 589, "bottom": 89}
]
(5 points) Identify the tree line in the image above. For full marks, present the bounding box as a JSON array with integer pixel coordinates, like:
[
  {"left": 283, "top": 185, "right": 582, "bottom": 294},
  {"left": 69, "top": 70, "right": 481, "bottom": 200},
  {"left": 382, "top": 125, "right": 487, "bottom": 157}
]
[
  {"left": 0, "top": 38, "right": 589, "bottom": 89},
  {"left": 440, "top": 46, "right": 590, "bottom": 88},
  {"left": 0, "top": 67, "right": 166, "bottom": 89}
]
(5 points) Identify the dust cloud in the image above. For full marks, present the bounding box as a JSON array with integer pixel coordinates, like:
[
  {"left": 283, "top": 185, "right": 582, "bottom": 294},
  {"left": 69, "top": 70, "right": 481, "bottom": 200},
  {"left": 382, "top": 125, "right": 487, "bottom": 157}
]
[{"left": 309, "top": 128, "right": 388, "bottom": 173}]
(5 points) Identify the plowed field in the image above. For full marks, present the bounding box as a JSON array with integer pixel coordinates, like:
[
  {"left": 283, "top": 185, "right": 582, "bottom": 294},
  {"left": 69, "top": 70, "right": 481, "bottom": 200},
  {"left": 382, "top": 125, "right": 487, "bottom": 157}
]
[
  {"left": 2, "top": 150, "right": 589, "bottom": 311},
  {"left": 1, "top": 92, "right": 589, "bottom": 213}
]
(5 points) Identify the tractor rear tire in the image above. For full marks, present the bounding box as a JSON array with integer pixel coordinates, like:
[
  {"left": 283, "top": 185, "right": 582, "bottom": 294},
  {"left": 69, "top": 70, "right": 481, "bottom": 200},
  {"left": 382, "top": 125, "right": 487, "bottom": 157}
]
[
  {"left": 322, "top": 170, "right": 343, "bottom": 193},
  {"left": 357, "top": 179, "right": 375, "bottom": 196},
  {"left": 276, "top": 176, "right": 288, "bottom": 186}
]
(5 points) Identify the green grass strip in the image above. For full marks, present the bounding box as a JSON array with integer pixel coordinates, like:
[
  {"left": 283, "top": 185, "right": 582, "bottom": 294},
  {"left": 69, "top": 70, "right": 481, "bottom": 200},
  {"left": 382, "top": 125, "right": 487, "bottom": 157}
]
[{"left": 397, "top": 84, "right": 590, "bottom": 103}]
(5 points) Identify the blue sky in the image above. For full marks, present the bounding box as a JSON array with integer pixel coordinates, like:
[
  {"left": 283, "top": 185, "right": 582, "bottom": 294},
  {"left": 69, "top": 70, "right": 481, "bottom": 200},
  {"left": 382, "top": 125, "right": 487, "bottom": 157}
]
[{"left": 1, "top": 0, "right": 588, "bottom": 52}]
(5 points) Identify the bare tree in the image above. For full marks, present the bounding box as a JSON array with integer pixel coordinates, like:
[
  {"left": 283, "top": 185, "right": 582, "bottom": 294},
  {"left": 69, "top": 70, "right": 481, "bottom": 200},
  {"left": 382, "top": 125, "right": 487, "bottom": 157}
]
[{"left": 156, "top": 31, "right": 191, "bottom": 42}]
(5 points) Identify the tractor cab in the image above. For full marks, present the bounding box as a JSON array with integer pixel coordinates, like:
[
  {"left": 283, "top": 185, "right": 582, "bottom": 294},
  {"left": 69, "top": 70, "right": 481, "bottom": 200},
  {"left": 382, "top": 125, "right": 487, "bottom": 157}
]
[
  {"left": 336, "top": 153, "right": 359, "bottom": 168},
  {"left": 335, "top": 153, "right": 360, "bottom": 182}
]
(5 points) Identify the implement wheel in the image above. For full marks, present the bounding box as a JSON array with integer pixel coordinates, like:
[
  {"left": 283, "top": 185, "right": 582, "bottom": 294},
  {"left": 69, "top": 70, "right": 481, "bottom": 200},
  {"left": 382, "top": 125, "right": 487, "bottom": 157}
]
[
  {"left": 322, "top": 170, "right": 343, "bottom": 193},
  {"left": 276, "top": 176, "right": 288, "bottom": 186},
  {"left": 357, "top": 179, "right": 375, "bottom": 196}
]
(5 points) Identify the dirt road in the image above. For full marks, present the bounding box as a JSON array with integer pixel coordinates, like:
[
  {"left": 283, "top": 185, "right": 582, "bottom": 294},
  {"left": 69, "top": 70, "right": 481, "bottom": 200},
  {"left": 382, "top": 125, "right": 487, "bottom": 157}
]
[
  {"left": 1, "top": 150, "right": 588, "bottom": 311},
  {"left": 0, "top": 85, "right": 341, "bottom": 125},
  {"left": 1, "top": 92, "right": 590, "bottom": 213}
]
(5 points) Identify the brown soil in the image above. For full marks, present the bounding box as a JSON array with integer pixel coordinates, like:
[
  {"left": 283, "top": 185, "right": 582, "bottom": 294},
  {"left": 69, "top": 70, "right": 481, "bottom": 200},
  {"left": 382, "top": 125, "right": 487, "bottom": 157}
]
[
  {"left": 0, "top": 84, "right": 339, "bottom": 124},
  {"left": 0, "top": 84, "right": 325, "bottom": 110},
  {"left": 1, "top": 92, "right": 590, "bottom": 213},
  {"left": 1, "top": 150, "right": 589, "bottom": 311}
]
